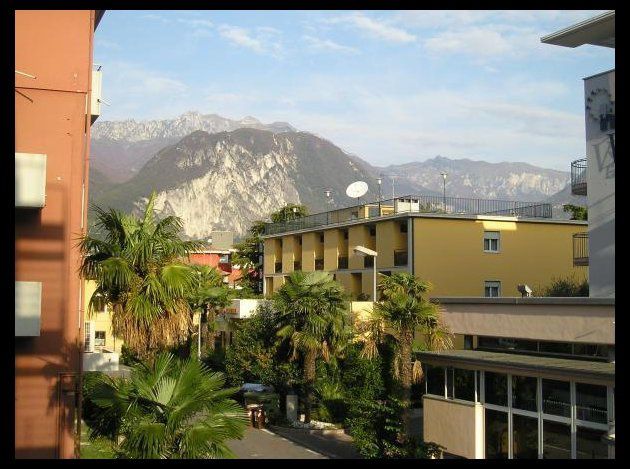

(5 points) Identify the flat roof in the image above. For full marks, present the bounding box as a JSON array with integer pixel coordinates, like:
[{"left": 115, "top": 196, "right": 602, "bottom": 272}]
[
  {"left": 541, "top": 10, "right": 614, "bottom": 48},
  {"left": 417, "top": 349, "right": 614, "bottom": 383},
  {"left": 431, "top": 296, "right": 614, "bottom": 306},
  {"left": 263, "top": 211, "right": 586, "bottom": 238}
]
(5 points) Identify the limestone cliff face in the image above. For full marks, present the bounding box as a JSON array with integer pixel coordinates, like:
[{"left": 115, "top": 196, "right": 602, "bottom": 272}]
[{"left": 94, "top": 128, "right": 377, "bottom": 238}]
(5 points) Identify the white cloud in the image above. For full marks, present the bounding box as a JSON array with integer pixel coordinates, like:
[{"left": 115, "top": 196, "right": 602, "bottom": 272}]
[
  {"left": 424, "top": 27, "right": 512, "bottom": 57},
  {"left": 177, "top": 18, "right": 214, "bottom": 28},
  {"left": 218, "top": 24, "right": 283, "bottom": 57},
  {"left": 303, "top": 35, "right": 359, "bottom": 54},
  {"left": 327, "top": 13, "right": 416, "bottom": 43}
]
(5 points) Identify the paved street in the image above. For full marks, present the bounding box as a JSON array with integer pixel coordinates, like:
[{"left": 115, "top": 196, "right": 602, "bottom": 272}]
[{"left": 227, "top": 427, "right": 327, "bottom": 459}]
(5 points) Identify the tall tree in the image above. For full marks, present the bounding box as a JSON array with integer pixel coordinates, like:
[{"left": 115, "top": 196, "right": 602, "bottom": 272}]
[
  {"left": 270, "top": 203, "right": 309, "bottom": 223},
  {"left": 84, "top": 353, "right": 246, "bottom": 459},
  {"left": 273, "top": 271, "right": 349, "bottom": 423},
  {"left": 79, "top": 192, "right": 202, "bottom": 359},
  {"left": 188, "top": 265, "right": 232, "bottom": 356},
  {"left": 231, "top": 220, "right": 266, "bottom": 294},
  {"left": 357, "top": 272, "right": 453, "bottom": 437}
]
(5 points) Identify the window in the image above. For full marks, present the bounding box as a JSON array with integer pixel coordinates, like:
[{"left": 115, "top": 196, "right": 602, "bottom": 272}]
[
  {"left": 576, "top": 383, "right": 607, "bottom": 424},
  {"left": 369, "top": 226, "right": 376, "bottom": 236},
  {"left": 425, "top": 364, "right": 445, "bottom": 396},
  {"left": 298, "top": 236, "right": 303, "bottom": 245},
  {"left": 84, "top": 322, "right": 92, "bottom": 352},
  {"left": 485, "top": 281, "right": 501, "bottom": 297},
  {"left": 485, "top": 409, "right": 509, "bottom": 459},
  {"left": 484, "top": 372, "right": 508, "bottom": 406},
  {"left": 400, "top": 222, "right": 408, "bottom": 233},
  {"left": 512, "top": 375, "right": 537, "bottom": 412},
  {"left": 484, "top": 231, "right": 500, "bottom": 252},
  {"left": 453, "top": 368, "right": 476, "bottom": 402},
  {"left": 543, "top": 421, "right": 572, "bottom": 459},
  {"left": 576, "top": 427, "right": 608, "bottom": 459},
  {"left": 219, "top": 254, "right": 230, "bottom": 264},
  {"left": 512, "top": 415, "right": 538, "bottom": 459},
  {"left": 94, "top": 331, "right": 106, "bottom": 347},
  {"left": 542, "top": 379, "right": 570, "bottom": 418}
]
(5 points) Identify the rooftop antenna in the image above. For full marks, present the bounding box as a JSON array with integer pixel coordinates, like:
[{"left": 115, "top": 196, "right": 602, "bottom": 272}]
[{"left": 346, "top": 181, "right": 368, "bottom": 206}]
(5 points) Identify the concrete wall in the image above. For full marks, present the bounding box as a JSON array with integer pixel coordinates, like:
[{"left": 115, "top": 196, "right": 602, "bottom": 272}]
[
  {"left": 423, "top": 396, "right": 484, "bottom": 459},
  {"left": 435, "top": 298, "right": 614, "bottom": 345},
  {"left": 83, "top": 352, "right": 120, "bottom": 372},
  {"left": 15, "top": 10, "right": 96, "bottom": 459},
  {"left": 584, "top": 71, "right": 615, "bottom": 298},
  {"left": 414, "top": 218, "right": 587, "bottom": 297}
]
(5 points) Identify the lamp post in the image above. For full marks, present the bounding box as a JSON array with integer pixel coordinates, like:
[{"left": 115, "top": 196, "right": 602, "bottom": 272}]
[
  {"left": 440, "top": 172, "right": 447, "bottom": 212},
  {"left": 376, "top": 177, "right": 382, "bottom": 215},
  {"left": 353, "top": 246, "right": 378, "bottom": 302}
]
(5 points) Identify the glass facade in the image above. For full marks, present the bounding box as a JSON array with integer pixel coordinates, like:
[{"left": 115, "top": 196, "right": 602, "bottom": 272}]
[
  {"left": 512, "top": 415, "right": 538, "bottom": 459},
  {"left": 512, "top": 375, "right": 537, "bottom": 412},
  {"left": 477, "top": 336, "right": 613, "bottom": 360},
  {"left": 543, "top": 421, "right": 572, "bottom": 459},
  {"left": 453, "top": 368, "right": 476, "bottom": 402},
  {"left": 576, "top": 383, "right": 607, "bottom": 424},
  {"left": 485, "top": 409, "right": 509, "bottom": 459},
  {"left": 542, "top": 379, "right": 571, "bottom": 417},
  {"left": 576, "top": 427, "right": 608, "bottom": 459},
  {"left": 425, "top": 364, "right": 445, "bottom": 397},
  {"left": 484, "top": 372, "right": 508, "bottom": 406}
]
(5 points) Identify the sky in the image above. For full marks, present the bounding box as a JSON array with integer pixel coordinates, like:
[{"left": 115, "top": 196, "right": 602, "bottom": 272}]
[{"left": 94, "top": 10, "right": 615, "bottom": 171}]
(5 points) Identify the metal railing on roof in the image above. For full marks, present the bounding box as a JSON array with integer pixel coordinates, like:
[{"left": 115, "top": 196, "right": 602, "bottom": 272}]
[
  {"left": 571, "top": 158, "right": 587, "bottom": 196},
  {"left": 264, "top": 195, "right": 553, "bottom": 235}
]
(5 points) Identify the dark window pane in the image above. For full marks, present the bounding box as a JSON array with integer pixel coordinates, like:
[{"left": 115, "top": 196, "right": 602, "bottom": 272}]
[
  {"left": 426, "top": 365, "right": 445, "bottom": 397},
  {"left": 485, "top": 409, "right": 509, "bottom": 459},
  {"left": 513, "top": 414, "right": 539, "bottom": 459},
  {"left": 543, "top": 421, "right": 571, "bottom": 459},
  {"left": 454, "top": 368, "right": 476, "bottom": 402},
  {"left": 512, "top": 375, "right": 538, "bottom": 412},
  {"left": 446, "top": 367, "right": 454, "bottom": 399},
  {"left": 484, "top": 239, "right": 490, "bottom": 251},
  {"left": 573, "top": 343, "right": 610, "bottom": 359},
  {"left": 539, "top": 341, "right": 573, "bottom": 355},
  {"left": 485, "top": 372, "right": 507, "bottom": 406},
  {"left": 576, "top": 383, "right": 607, "bottom": 424},
  {"left": 542, "top": 379, "right": 571, "bottom": 417},
  {"left": 576, "top": 427, "right": 608, "bottom": 459}
]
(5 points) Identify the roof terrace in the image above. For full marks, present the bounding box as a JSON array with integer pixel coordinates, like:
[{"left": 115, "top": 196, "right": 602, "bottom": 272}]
[{"left": 264, "top": 194, "right": 554, "bottom": 236}]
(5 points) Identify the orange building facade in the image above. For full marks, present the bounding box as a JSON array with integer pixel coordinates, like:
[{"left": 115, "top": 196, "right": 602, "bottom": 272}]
[{"left": 15, "top": 10, "right": 103, "bottom": 458}]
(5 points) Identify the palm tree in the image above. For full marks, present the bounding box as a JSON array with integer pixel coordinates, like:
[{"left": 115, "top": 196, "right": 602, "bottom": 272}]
[
  {"left": 84, "top": 353, "right": 247, "bottom": 459},
  {"left": 78, "top": 192, "right": 203, "bottom": 359},
  {"left": 273, "top": 271, "right": 349, "bottom": 424},
  {"left": 188, "top": 265, "right": 232, "bottom": 356},
  {"left": 357, "top": 272, "right": 453, "bottom": 437}
]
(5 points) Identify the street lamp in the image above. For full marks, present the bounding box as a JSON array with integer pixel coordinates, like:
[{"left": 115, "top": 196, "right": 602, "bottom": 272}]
[
  {"left": 440, "top": 172, "right": 447, "bottom": 212},
  {"left": 353, "top": 245, "right": 378, "bottom": 302},
  {"left": 376, "top": 176, "right": 382, "bottom": 215}
]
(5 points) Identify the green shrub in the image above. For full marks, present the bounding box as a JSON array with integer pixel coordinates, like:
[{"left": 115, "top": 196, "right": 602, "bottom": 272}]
[{"left": 536, "top": 274, "right": 589, "bottom": 297}]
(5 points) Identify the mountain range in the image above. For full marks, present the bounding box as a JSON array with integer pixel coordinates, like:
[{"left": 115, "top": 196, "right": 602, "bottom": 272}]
[{"left": 89, "top": 112, "right": 585, "bottom": 238}]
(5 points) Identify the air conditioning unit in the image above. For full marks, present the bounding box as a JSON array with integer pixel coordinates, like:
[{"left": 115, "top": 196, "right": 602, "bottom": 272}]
[
  {"left": 15, "top": 281, "right": 42, "bottom": 336},
  {"left": 91, "top": 68, "right": 103, "bottom": 123},
  {"left": 15, "top": 153, "right": 46, "bottom": 208}
]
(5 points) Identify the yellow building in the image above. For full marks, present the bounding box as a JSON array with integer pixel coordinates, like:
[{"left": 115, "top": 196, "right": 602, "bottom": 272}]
[
  {"left": 83, "top": 280, "right": 123, "bottom": 354},
  {"left": 262, "top": 197, "right": 588, "bottom": 300}
]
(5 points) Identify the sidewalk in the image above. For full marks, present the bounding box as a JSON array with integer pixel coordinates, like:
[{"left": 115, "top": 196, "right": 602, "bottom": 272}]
[{"left": 268, "top": 425, "right": 361, "bottom": 459}]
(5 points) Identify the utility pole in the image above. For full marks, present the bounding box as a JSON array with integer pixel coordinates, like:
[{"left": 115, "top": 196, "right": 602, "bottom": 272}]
[{"left": 440, "top": 172, "right": 447, "bottom": 212}]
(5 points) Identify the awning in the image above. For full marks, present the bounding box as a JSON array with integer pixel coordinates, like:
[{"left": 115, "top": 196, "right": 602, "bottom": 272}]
[{"left": 417, "top": 349, "right": 614, "bottom": 384}]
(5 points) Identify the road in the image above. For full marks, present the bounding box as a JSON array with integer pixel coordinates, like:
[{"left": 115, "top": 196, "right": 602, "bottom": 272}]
[{"left": 227, "top": 427, "right": 327, "bottom": 459}]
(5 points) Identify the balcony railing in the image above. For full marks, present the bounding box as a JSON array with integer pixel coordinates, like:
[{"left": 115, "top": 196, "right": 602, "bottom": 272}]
[
  {"left": 274, "top": 262, "right": 282, "bottom": 273},
  {"left": 264, "top": 194, "right": 553, "bottom": 235},
  {"left": 571, "top": 159, "right": 587, "bottom": 196},
  {"left": 394, "top": 249, "right": 408, "bottom": 267},
  {"left": 315, "top": 258, "right": 324, "bottom": 270},
  {"left": 338, "top": 257, "right": 348, "bottom": 269},
  {"left": 294, "top": 260, "right": 301, "bottom": 271},
  {"left": 573, "top": 233, "right": 589, "bottom": 266}
]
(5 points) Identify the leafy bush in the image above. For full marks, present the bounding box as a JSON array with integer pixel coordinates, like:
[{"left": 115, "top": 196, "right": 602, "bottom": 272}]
[{"left": 536, "top": 274, "right": 589, "bottom": 297}]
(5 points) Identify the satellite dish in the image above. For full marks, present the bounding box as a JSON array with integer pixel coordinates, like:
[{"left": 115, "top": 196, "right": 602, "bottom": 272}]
[{"left": 346, "top": 181, "right": 368, "bottom": 202}]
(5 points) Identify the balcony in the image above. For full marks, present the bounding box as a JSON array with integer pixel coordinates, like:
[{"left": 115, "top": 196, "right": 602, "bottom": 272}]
[
  {"left": 315, "top": 258, "right": 324, "bottom": 270},
  {"left": 294, "top": 260, "right": 301, "bottom": 271},
  {"left": 573, "top": 233, "right": 589, "bottom": 266},
  {"left": 338, "top": 256, "right": 349, "bottom": 269},
  {"left": 394, "top": 249, "right": 408, "bottom": 267},
  {"left": 264, "top": 194, "right": 553, "bottom": 235},
  {"left": 571, "top": 159, "right": 587, "bottom": 196},
  {"left": 274, "top": 262, "right": 282, "bottom": 273}
]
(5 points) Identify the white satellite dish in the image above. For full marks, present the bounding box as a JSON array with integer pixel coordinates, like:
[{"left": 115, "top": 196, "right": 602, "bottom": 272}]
[{"left": 346, "top": 181, "right": 368, "bottom": 203}]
